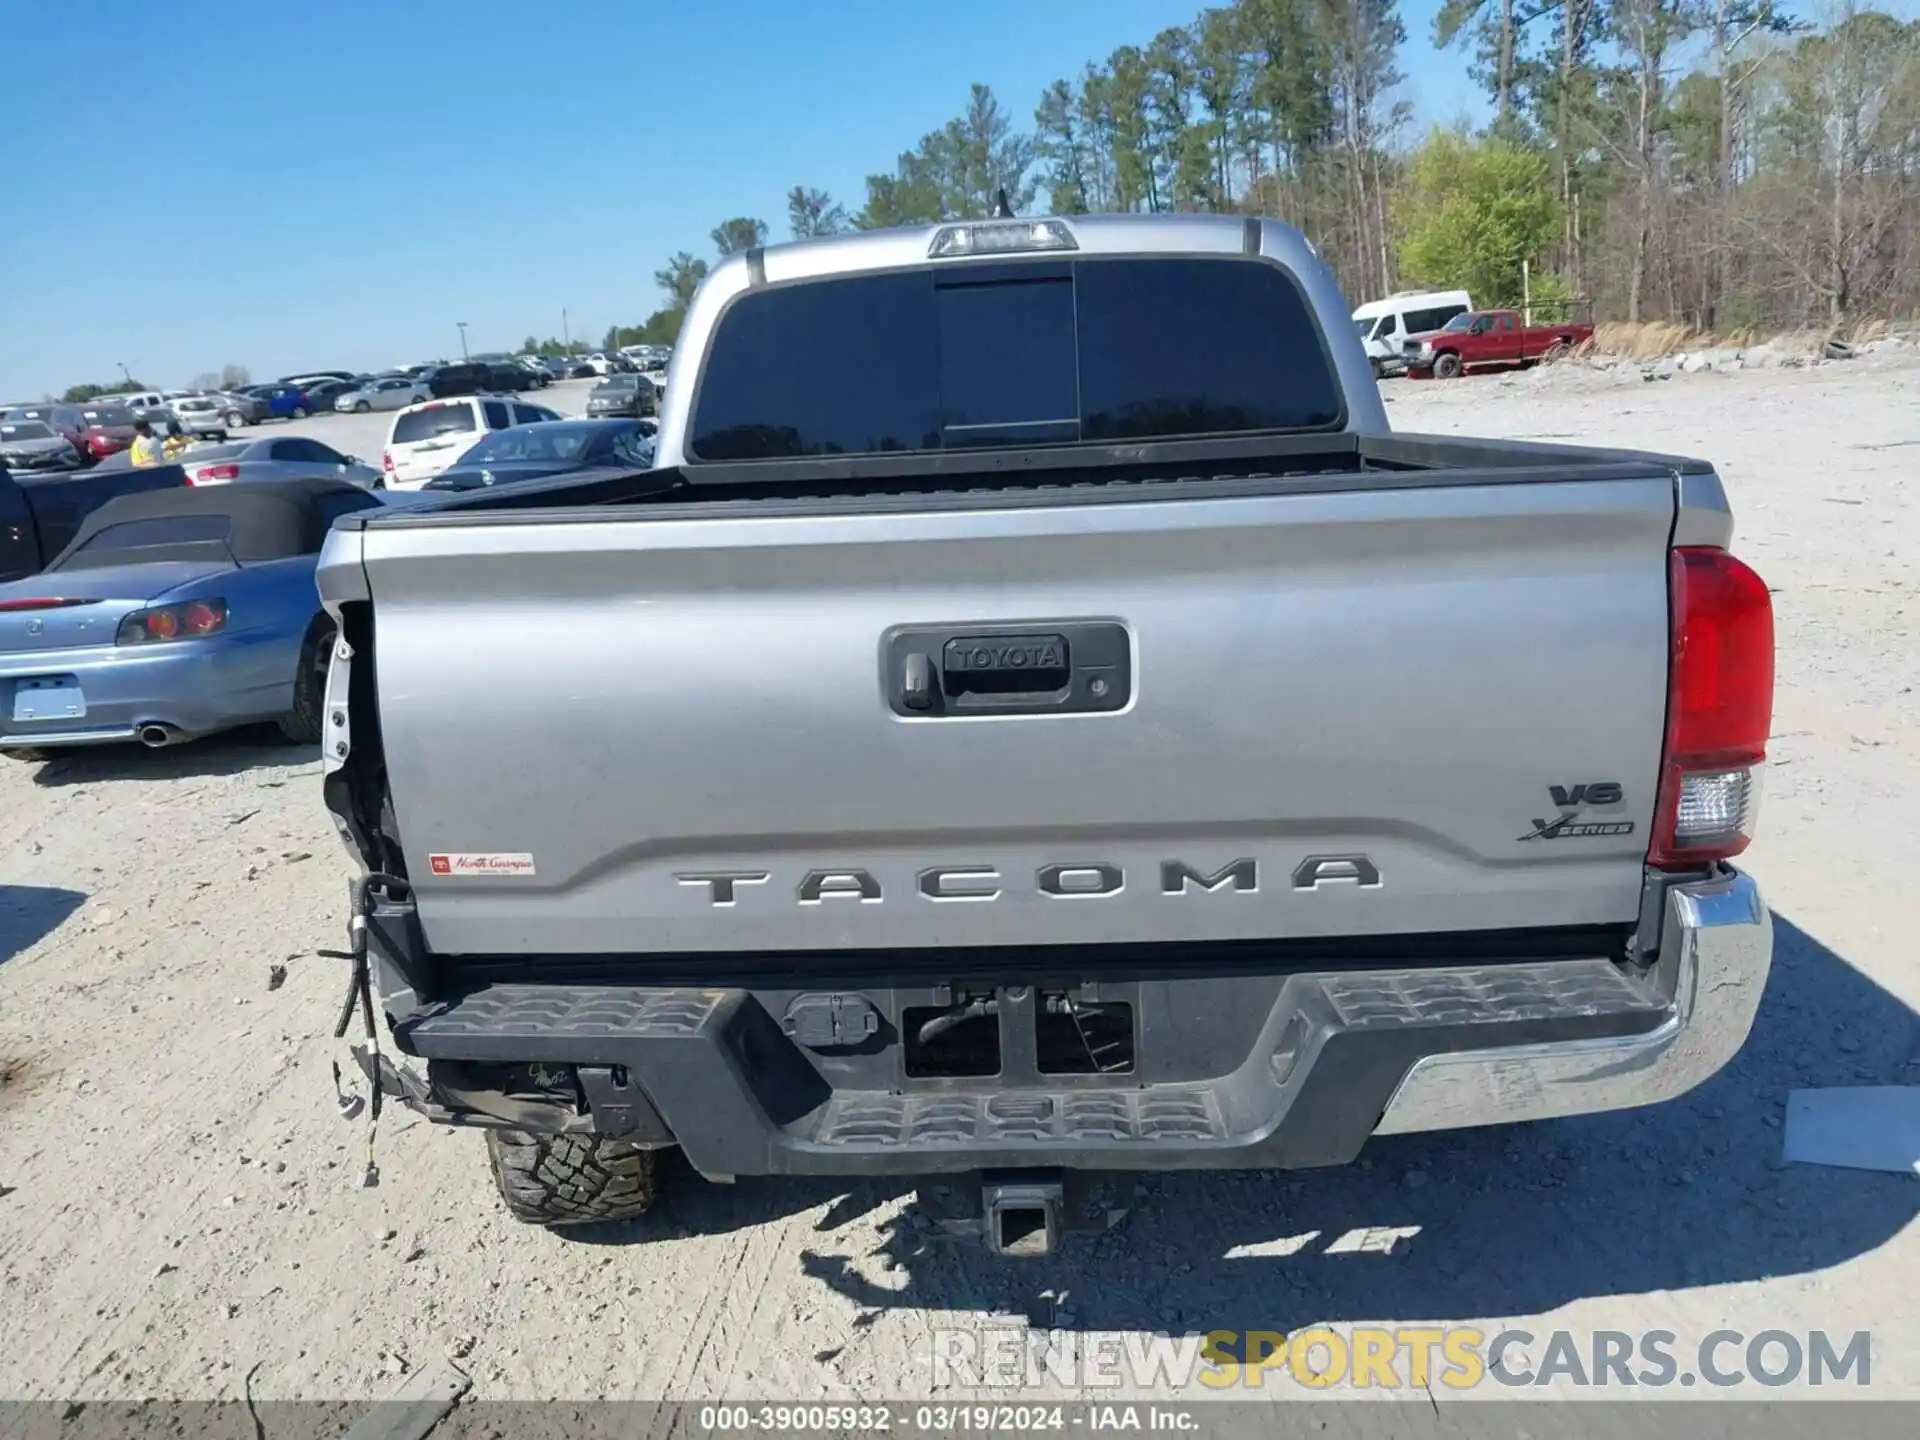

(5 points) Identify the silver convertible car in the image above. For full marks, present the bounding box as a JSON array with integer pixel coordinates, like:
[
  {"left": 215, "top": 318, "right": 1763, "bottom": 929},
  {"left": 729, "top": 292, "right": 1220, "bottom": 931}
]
[{"left": 0, "top": 479, "right": 384, "bottom": 758}]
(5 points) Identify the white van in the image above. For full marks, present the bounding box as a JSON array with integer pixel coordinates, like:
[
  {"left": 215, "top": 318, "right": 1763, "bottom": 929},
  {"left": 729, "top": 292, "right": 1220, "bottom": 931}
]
[
  {"left": 381, "top": 395, "right": 561, "bottom": 489},
  {"left": 1351, "top": 290, "right": 1473, "bottom": 376}
]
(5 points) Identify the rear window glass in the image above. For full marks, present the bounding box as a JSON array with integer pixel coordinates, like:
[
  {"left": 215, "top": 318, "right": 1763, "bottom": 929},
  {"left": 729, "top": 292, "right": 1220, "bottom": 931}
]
[
  {"left": 467, "top": 425, "right": 595, "bottom": 464},
  {"left": 83, "top": 407, "right": 134, "bottom": 427},
  {"left": 55, "top": 515, "right": 232, "bottom": 567},
  {"left": 1403, "top": 305, "right": 1464, "bottom": 333},
  {"left": 392, "top": 405, "right": 476, "bottom": 445},
  {"left": 688, "top": 257, "right": 1342, "bottom": 460}
]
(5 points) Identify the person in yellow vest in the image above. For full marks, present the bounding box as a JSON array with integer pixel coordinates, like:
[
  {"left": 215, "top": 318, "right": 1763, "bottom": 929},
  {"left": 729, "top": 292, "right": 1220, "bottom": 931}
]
[
  {"left": 128, "top": 419, "right": 164, "bottom": 467},
  {"left": 161, "top": 420, "right": 193, "bottom": 462}
]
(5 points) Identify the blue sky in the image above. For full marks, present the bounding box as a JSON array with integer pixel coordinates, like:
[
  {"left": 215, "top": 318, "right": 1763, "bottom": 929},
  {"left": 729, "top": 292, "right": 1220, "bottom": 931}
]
[{"left": 0, "top": 0, "right": 1484, "bottom": 397}]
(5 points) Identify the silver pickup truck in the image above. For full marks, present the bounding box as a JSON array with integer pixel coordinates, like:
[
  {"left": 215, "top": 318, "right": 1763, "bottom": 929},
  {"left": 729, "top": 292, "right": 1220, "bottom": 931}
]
[{"left": 315, "top": 214, "right": 1775, "bottom": 1255}]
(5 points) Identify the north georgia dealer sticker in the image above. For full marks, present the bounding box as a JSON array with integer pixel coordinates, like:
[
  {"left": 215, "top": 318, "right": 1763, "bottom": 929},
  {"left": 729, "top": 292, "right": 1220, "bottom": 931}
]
[{"left": 427, "top": 853, "right": 537, "bottom": 877}]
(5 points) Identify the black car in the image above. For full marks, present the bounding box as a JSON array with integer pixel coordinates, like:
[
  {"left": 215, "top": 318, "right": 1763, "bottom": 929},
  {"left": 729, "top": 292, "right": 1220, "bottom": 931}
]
[
  {"left": 1, "top": 456, "right": 185, "bottom": 583},
  {"left": 585, "top": 374, "right": 657, "bottom": 419},
  {"left": 298, "top": 379, "right": 356, "bottom": 412},
  {"left": 422, "top": 419, "right": 656, "bottom": 492},
  {"left": 421, "top": 361, "right": 493, "bottom": 398},
  {"left": 481, "top": 360, "right": 531, "bottom": 393}
]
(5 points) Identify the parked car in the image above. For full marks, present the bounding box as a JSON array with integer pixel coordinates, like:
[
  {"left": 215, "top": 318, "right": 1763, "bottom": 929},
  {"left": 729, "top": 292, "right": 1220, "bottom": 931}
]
[
  {"left": 419, "top": 362, "right": 494, "bottom": 399},
  {"left": 585, "top": 374, "right": 657, "bottom": 419},
  {"left": 280, "top": 371, "right": 358, "bottom": 386},
  {"left": 1, "top": 457, "right": 186, "bottom": 584},
  {"left": 580, "top": 352, "right": 614, "bottom": 375},
  {"left": 1403, "top": 308, "right": 1595, "bottom": 379},
  {"left": 314, "top": 213, "right": 1776, "bottom": 1243},
  {"left": 381, "top": 395, "right": 561, "bottom": 489},
  {"left": 0, "top": 479, "right": 385, "bottom": 758},
  {"left": 563, "top": 357, "right": 599, "bottom": 379},
  {"left": 239, "top": 383, "right": 312, "bottom": 420},
  {"left": 423, "top": 419, "right": 656, "bottom": 491},
  {"left": 77, "top": 404, "right": 140, "bottom": 460},
  {"left": 167, "top": 395, "right": 236, "bottom": 439},
  {"left": 513, "top": 357, "right": 552, "bottom": 388},
  {"left": 0, "top": 404, "right": 91, "bottom": 459},
  {"left": 203, "top": 390, "right": 269, "bottom": 427},
  {"left": 336, "top": 377, "right": 430, "bottom": 413},
  {"left": 298, "top": 379, "right": 357, "bottom": 412},
  {"left": 0, "top": 417, "right": 90, "bottom": 472},
  {"left": 1351, "top": 290, "right": 1472, "bottom": 377},
  {"left": 179, "top": 435, "right": 384, "bottom": 490},
  {"left": 481, "top": 360, "right": 531, "bottom": 393}
]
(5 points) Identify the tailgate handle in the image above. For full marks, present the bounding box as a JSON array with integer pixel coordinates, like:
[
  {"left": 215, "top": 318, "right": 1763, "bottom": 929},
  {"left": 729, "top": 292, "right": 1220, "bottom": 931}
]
[
  {"left": 885, "top": 620, "right": 1131, "bottom": 719},
  {"left": 942, "top": 634, "right": 1071, "bottom": 702}
]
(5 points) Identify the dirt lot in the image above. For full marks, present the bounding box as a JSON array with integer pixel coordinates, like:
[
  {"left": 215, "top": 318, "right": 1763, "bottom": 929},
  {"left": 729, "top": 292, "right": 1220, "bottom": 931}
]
[{"left": 2, "top": 354, "right": 1916, "bottom": 1404}]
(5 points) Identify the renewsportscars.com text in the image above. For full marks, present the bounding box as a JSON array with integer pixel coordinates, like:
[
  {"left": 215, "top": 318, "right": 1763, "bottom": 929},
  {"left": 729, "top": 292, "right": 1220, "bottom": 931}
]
[{"left": 930, "top": 1325, "right": 1873, "bottom": 1392}]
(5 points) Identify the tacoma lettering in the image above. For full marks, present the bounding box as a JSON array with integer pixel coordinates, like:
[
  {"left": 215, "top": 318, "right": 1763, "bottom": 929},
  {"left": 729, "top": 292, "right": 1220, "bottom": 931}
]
[{"left": 675, "top": 857, "right": 1381, "bottom": 904}]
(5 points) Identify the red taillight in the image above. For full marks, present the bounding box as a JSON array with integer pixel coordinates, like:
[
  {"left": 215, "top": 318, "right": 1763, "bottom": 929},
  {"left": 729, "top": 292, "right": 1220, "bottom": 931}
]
[
  {"left": 192, "top": 463, "right": 240, "bottom": 484},
  {"left": 382, "top": 450, "right": 394, "bottom": 472},
  {"left": 182, "top": 601, "right": 223, "bottom": 635},
  {"left": 116, "top": 599, "right": 228, "bottom": 645},
  {"left": 1648, "top": 547, "right": 1774, "bottom": 868}
]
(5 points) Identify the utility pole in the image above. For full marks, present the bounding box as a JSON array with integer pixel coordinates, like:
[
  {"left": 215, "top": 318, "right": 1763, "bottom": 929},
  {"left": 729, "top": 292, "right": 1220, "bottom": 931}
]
[
  {"left": 562, "top": 308, "right": 570, "bottom": 353},
  {"left": 456, "top": 322, "right": 470, "bottom": 359},
  {"left": 116, "top": 360, "right": 132, "bottom": 385}
]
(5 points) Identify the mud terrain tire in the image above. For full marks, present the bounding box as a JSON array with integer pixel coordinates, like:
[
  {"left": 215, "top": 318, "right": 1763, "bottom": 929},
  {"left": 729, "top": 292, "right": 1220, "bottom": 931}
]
[{"left": 486, "top": 1129, "right": 662, "bottom": 1226}]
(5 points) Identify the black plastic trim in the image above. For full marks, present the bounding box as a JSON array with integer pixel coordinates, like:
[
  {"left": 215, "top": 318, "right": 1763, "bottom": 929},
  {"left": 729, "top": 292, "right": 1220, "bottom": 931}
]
[
  {"left": 424, "top": 923, "right": 1632, "bottom": 990},
  {"left": 394, "top": 952, "right": 1666, "bottom": 1176},
  {"left": 341, "top": 428, "right": 1708, "bottom": 528}
]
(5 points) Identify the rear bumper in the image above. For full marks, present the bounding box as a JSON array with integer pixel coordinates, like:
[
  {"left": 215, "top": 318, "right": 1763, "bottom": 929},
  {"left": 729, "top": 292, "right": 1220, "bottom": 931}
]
[
  {"left": 0, "top": 640, "right": 287, "bottom": 748},
  {"left": 375, "top": 870, "right": 1770, "bottom": 1178},
  {"left": 1374, "top": 868, "right": 1768, "bottom": 1134}
]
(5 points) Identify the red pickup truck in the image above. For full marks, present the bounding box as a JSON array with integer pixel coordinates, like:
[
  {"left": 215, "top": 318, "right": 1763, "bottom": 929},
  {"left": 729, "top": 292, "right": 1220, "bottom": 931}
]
[{"left": 1403, "top": 309, "right": 1593, "bottom": 379}]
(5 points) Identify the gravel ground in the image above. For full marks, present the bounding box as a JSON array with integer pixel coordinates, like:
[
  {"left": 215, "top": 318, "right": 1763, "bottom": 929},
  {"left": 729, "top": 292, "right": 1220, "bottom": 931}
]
[{"left": 1, "top": 355, "right": 1916, "bottom": 1406}]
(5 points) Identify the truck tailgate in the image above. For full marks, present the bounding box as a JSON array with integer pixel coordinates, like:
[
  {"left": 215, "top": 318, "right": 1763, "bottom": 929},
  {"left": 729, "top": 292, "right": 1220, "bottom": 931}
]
[{"left": 349, "top": 477, "right": 1675, "bottom": 956}]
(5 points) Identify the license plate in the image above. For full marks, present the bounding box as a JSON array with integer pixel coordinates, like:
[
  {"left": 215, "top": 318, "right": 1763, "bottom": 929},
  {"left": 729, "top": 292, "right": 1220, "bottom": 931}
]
[{"left": 12, "top": 676, "right": 85, "bottom": 722}]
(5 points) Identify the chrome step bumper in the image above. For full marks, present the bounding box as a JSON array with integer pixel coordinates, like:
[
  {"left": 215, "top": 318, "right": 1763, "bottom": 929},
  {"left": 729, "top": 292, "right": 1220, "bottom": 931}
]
[{"left": 1374, "top": 868, "right": 1770, "bottom": 1135}]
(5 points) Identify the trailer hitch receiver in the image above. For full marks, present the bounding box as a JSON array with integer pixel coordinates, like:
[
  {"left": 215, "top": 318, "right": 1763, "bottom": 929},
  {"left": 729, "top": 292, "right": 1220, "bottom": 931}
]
[{"left": 927, "top": 1170, "right": 1134, "bottom": 1258}]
